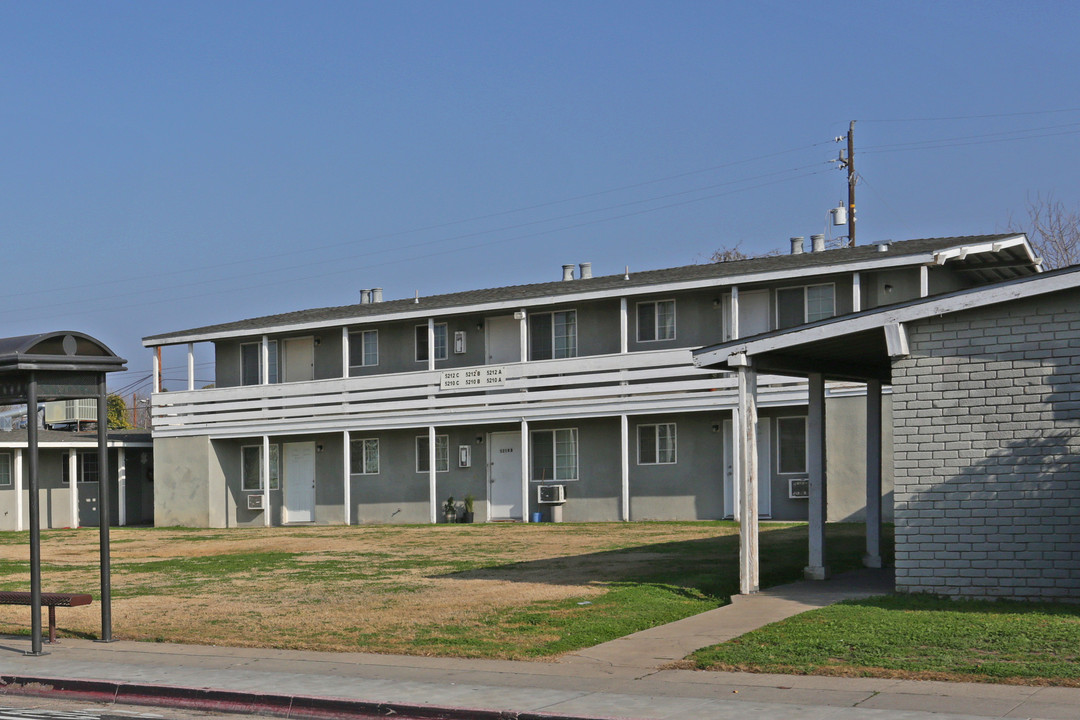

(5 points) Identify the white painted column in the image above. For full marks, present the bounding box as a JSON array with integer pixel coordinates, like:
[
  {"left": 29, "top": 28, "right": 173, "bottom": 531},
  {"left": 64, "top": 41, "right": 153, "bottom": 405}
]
[
  {"left": 919, "top": 265, "right": 929, "bottom": 297},
  {"left": 14, "top": 449, "right": 22, "bottom": 532},
  {"left": 187, "top": 344, "right": 195, "bottom": 391},
  {"left": 520, "top": 419, "right": 530, "bottom": 522},
  {"left": 730, "top": 410, "right": 741, "bottom": 522},
  {"left": 518, "top": 310, "right": 528, "bottom": 362},
  {"left": 428, "top": 426, "right": 437, "bottom": 523},
  {"left": 261, "top": 335, "right": 270, "bottom": 385},
  {"left": 730, "top": 286, "right": 740, "bottom": 339},
  {"left": 620, "top": 414, "right": 630, "bottom": 521},
  {"left": 864, "top": 379, "right": 883, "bottom": 568},
  {"left": 342, "top": 430, "right": 351, "bottom": 526},
  {"left": 117, "top": 450, "right": 127, "bottom": 527},
  {"left": 852, "top": 272, "right": 861, "bottom": 312},
  {"left": 341, "top": 328, "right": 350, "bottom": 378},
  {"left": 805, "top": 372, "right": 829, "bottom": 580},
  {"left": 427, "top": 319, "right": 436, "bottom": 372},
  {"left": 68, "top": 449, "right": 79, "bottom": 529},
  {"left": 151, "top": 349, "right": 160, "bottom": 395},
  {"left": 734, "top": 356, "right": 759, "bottom": 594},
  {"left": 261, "top": 436, "right": 271, "bottom": 527},
  {"left": 619, "top": 298, "right": 628, "bottom": 353}
]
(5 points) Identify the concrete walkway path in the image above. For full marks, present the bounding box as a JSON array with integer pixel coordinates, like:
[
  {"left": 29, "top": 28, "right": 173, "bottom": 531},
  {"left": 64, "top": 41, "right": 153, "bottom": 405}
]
[{"left": 0, "top": 568, "right": 1075, "bottom": 720}]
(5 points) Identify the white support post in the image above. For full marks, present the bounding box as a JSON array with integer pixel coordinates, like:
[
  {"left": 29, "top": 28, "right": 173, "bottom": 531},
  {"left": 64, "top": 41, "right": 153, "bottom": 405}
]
[
  {"left": 427, "top": 319, "right": 436, "bottom": 373},
  {"left": 342, "top": 430, "right": 351, "bottom": 526},
  {"left": 730, "top": 410, "right": 741, "bottom": 522},
  {"left": 805, "top": 372, "right": 829, "bottom": 580},
  {"left": 151, "top": 349, "right": 160, "bottom": 395},
  {"left": 261, "top": 335, "right": 270, "bottom": 386},
  {"left": 187, "top": 344, "right": 195, "bottom": 391},
  {"left": 68, "top": 449, "right": 79, "bottom": 529},
  {"left": 341, "top": 328, "right": 350, "bottom": 378},
  {"left": 919, "top": 265, "right": 929, "bottom": 298},
  {"left": 620, "top": 414, "right": 630, "bottom": 521},
  {"left": 428, "top": 426, "right": 437, "bottom": 523},
  {"left": 117, "top": 450, "right": 127, "bottom": 527},
  {"left": 261, "top": 436, "right": 271, "bottom": 527},
  {"left": 518, "top": 310, "right": 528, "bottom": 362},
  {"left": 852, "top": 272, "right": 861, "bottom": 312},
  {"left": 619, "top": 298, "right": 628, "bottom": 354},
  {"left": 14, "top": 449, "right": 22, "bottom": 532},
  {"left": 736, "top": 362, "right": 759, "bottom": 594},
  {"left": 864, "top": 379, "right": 883, "bottom": 568},
  {"left": 731, "top": 286, "right": 740, "bottom": 339},
  {"left": 520, "top": 419, "right": 530, "bottom": 522}
]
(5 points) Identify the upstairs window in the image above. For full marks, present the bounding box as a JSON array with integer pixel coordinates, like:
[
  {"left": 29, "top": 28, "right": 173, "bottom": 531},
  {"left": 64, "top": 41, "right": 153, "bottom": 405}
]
[
  {"left": 415, "top": 324, "right": 448, "bottom": 363},
  {"left": 637, "top": 300, "right": 676, "bottom": 342},
  {"left": 241, "top": 445, "right": 281, "bottom": 491},
  {"left": 240, "top": 340, "right": 279, "bottom": 385},
  {"left": 776, "top": 284, "right": 835, "bottom": 329},
  {"left": 531, "top": 428, "right": 578, "bottom": 481},
  {"left": 529, "top": 310, "right": 577, "bottom": 360},
  {"left": 349, "top": 330, "right": 379, "bottom": 370}
]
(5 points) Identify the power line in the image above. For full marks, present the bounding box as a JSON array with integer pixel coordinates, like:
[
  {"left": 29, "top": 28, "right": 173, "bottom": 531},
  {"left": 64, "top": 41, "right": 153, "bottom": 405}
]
[{"left": 861, "top": 107, "right": 1080, "bottom": 123}]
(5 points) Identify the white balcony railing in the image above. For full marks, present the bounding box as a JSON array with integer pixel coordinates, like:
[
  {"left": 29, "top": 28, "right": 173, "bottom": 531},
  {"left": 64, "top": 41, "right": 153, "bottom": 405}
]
[{"left": 151, "top": 348, "right": 809, "bottom": 438}]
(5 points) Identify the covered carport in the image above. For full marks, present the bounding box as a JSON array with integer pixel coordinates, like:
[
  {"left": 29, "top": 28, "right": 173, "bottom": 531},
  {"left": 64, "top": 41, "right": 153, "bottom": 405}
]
[{"left": 0, "top": 332, "right": 127, "bottom": 654}]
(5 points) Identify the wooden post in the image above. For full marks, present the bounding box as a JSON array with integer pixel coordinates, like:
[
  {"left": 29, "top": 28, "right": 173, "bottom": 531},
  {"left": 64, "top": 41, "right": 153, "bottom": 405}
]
[
  {"left": 732, "top": 354, "right": 759, "bottom": 595},
  {"left": 805, "top": 372, "right": 829, "bottom": 580}
]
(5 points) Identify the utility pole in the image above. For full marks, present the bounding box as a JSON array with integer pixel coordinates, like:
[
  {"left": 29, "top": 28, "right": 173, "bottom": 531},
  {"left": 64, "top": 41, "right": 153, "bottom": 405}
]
[{"left": 836, "top": 120, "right": 857, "bottom": 247}]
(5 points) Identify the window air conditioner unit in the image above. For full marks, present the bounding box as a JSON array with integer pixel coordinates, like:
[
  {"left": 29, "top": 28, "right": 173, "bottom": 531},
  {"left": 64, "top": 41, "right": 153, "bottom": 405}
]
[
  {"left": 247, "top": 494, "right": 265, "bottom": 510},
  {"left": 537, "top": 484, "right": 565, "bottom": 504},
  {"left": 788, "top": 478, "right": 810, "bottom": 499}
]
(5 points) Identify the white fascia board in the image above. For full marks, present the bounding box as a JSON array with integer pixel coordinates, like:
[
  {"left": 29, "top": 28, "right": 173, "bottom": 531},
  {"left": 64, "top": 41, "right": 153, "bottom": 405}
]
[
  {"left": 0, "top": 440, "right": 152, "bottom": 449},
  {"left": 932, "top": 235, "right": 1033, "bottom": 266},
  {"left": 143, "top": 253, "right": 952, "bottom": 348},
  {"left": 695, "top": 266, "right": 1080, "bottom": 368}
]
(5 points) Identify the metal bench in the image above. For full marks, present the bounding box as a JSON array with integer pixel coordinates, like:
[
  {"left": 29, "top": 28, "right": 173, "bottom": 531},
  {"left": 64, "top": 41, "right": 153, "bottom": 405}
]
[{"left": 0, "top": 591, "right": 93, "bottom": 644}]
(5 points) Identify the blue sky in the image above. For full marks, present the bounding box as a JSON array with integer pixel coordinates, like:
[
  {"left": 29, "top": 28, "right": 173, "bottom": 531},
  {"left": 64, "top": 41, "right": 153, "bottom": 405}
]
[{"left": 2, "top": 1, "right": 1078, "bottom": 391}]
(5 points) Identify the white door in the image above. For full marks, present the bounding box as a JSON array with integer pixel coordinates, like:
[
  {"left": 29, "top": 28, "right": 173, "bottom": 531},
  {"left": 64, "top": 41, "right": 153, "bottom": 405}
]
[
  {"left": 283, "top": 337, "right": 315, "bottom": 383},
  {"left": 723, "top": 417, "right": 772, "bottom": 519},
  {"left": 722, "top": 290, "right": 771, "bottom": 341},
  {"left": 283, "top": 442, "right": 316, "bottom": 523},
  {"left": 486, "top": 315, "right": 519, "bottom": 364},
  {"left": 488, "top": 432, "right": 522, "bottom": 519}
]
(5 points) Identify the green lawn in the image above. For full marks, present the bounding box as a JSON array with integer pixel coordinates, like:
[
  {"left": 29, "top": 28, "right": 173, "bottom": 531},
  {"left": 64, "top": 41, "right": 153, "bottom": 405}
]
[{"left": 689, "top": 594, "right": 1080, "bottom": 686}]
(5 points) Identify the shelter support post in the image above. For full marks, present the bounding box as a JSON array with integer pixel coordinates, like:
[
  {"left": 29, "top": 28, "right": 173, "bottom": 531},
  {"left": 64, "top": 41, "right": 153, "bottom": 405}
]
[
  {"left": 864, "top": 379, "right": 883, "bottom": 568},
  {"left": 96, "top": 373, "right": 114, "bottom": 642},
  {"left": 26, "top": 374, "right": 43, "bottom": 655},
  {"left": 805, "top": 372, "right": 829, "bottom": 580},
  {"left": 733, "top": 355, "right": 759, "bottom": 594}
]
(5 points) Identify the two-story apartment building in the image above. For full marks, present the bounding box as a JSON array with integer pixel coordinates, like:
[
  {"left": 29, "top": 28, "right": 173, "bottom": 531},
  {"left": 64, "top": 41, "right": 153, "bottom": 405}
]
[{"left": 142, "top": 234, "right": 1038, "bottom": 528}]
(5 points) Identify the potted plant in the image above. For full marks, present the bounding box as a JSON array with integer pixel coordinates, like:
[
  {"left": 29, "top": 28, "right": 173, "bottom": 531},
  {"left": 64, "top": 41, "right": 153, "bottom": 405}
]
[
  {"left": 462, "top": 494, "right": 475, "bottom": 524},
  {"left": 443, "top": 496, "right": 457, "bottom": 524}
]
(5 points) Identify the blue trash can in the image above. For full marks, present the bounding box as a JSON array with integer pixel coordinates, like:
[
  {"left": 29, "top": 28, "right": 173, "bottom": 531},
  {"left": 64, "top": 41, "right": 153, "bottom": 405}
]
[{"left": 531, "top": 511, "right": 543, "bottom": 523}]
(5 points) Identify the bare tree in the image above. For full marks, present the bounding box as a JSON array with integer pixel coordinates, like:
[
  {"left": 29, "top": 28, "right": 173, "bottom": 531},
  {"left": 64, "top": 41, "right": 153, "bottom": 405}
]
[
  {"left": 706, "top": 241, "right": 781, "bottom": 264},
  {"left": 1012, "top": 192, "right": 1080, "bottom": 270}
]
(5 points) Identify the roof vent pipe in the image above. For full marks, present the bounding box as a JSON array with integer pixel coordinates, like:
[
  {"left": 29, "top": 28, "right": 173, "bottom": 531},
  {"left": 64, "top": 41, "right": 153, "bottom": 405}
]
[
  {"left": 877, "top": 242, "right": 890, "bottom": 252},
  {"left": 811, "top": 234, "right": 826, "bottom": 252},
  {"left": 790, "top": 237, "right": 804, "bottom": 255},
  {"left": 579, "top": 262, "right": 592, "bottom": 279},
  {"left": 360, "top": 290, "right": 371, "bottom": 304},
  {"left": 372, "top": 288, "right": 383, "bottom": 303},
  {"left": 562, "top": 264, "right": 575, "bottom": 281}
]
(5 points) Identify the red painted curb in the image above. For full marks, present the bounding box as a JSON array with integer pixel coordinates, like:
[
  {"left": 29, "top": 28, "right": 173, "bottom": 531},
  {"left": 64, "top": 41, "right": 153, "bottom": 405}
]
[{"left": 0, "top": 674, "right": 621, "bottom": 720}]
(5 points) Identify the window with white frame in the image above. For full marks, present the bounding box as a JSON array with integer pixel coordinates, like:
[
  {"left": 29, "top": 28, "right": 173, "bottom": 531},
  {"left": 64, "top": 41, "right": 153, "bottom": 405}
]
[
  {"left": 241, "top": 444, "right": 281, "bottom": 491},
  {"left": 638, "top": 423, "right": 677, "bottom": 464},
  {"left": 416, "top": 434, "right": 449, "bottom": 473},
  {"left": 637, "top": 300, "right": 676, "bottom": 342},
  {"left": 0, "top": 452, "right": 11, "bottom": 487},
  {"left": 240, "top": 340, "right": 279, "bottom": 385},
  {"left": 529, "top": 310, "right": 577, "bottom": 360},
  {"left": 531, "top": 428, "right": 578, "bottom": 481},
  {"left": 776, "top": 284, "right": 835, "bottom": 329},
  {"left": 415, "top": 324, "right": 448, "bottom": 363},
  {"left": 350, "top": 438, "right": 379, "bottom": 475},
  {"left": 777, "top": 417, "right": 808, "bottom": 474},
  {"left": 62, "top": 451, "right": 99, "bottom": 484},
  {"left": 348, "top": 330, "right": 378, "bottom": 370}
]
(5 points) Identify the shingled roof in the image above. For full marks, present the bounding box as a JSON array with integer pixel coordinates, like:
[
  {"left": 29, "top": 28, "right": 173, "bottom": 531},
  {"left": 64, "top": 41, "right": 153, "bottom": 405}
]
[{"left": 144, "top": 234, "right": 1032, "bottom": 345}]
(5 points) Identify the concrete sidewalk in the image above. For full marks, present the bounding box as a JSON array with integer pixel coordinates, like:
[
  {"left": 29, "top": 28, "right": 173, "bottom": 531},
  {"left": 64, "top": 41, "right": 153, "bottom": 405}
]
[{"left": 0, "top": 569, "right": 1074, "bottom": 720}]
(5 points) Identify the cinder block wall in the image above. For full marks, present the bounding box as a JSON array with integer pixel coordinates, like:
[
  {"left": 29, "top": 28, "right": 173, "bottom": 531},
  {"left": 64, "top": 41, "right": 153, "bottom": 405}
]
[{"left": 891, "top": 291, "right": 1080, "bottom": 601}]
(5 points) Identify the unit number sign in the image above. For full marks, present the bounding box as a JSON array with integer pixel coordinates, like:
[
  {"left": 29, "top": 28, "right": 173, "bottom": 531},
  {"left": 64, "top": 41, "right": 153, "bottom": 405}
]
[{"left": 440, "top": 366, "right": 506, "bottom": 390}]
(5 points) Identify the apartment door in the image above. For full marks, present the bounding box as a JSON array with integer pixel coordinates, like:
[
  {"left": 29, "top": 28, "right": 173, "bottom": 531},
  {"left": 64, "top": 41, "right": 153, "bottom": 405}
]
[
  {"left": 283, "top": 337, "right": 315, "bottom": 383},
  {"left": 485, "top": 315, "right": 519, "bottom": 364},
  {"left": 283, "top": 442, "right": 316, "bottom": 523},
  {"left": 722, "top": 417, "right": 772, "bottom": 519},
  {"left": 722, "top": 290, "right": 771, "bottom": 341},
  {"left": 488, "top": 432, "right": 522, "bottom": 520}
]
